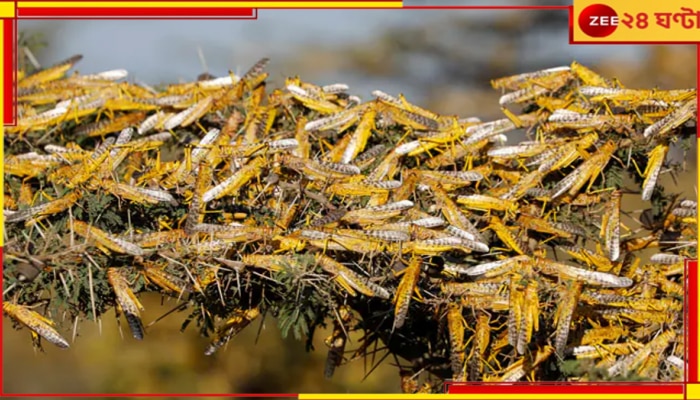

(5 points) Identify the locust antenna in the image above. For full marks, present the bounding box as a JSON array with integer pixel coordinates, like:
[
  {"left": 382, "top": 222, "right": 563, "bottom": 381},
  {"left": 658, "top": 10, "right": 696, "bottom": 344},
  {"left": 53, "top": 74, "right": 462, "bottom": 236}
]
[
  {"left": 196, "top": 46, "right": 215, "bottom": 81},
  {"left": 23, "top": 46, "right": 41, "bottom": 70}
]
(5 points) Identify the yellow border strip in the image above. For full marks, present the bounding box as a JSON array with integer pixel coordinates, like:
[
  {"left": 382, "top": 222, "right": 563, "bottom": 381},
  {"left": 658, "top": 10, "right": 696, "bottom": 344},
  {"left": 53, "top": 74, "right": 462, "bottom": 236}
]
[
  {"left": 0, "top": 2, "right": 14, "bottom": 18},
  {"left": 691, "top": 384, "right": 700, "bottom": 400},
  {"left": 17, "top": 2, "right": 403, "bottom": 9}
]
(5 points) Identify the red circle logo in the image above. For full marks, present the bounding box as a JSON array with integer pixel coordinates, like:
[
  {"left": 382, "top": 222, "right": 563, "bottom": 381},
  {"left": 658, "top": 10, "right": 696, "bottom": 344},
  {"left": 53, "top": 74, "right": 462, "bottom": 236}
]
[{"left": 579, "top": 4, "right": 619, "bottom": 37}]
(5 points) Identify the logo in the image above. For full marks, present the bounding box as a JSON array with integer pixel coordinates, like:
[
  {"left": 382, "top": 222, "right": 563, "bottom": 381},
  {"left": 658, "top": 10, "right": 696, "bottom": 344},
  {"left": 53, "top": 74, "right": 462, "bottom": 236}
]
[{"left": 579, "top": 3, "right": 619, "bottom": 37}]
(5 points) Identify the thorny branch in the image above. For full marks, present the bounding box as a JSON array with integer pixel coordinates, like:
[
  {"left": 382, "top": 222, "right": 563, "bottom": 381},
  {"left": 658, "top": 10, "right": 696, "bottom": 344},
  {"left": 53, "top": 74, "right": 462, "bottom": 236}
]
[{"left": 2, "top": 53, "right": 697, "bottom": 391}]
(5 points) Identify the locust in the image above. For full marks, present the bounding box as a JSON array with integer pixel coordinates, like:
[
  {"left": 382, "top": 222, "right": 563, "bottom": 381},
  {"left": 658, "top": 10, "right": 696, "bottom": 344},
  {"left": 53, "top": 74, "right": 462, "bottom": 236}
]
[
  {"left": 106, "top": 267, "right": 145, "bottom": 340},
  {"left": 4, "top": 55, "right": 695, "bottom": 389},
  {"left": 3, "top": 301, "right": 70, "bottom": 349}
]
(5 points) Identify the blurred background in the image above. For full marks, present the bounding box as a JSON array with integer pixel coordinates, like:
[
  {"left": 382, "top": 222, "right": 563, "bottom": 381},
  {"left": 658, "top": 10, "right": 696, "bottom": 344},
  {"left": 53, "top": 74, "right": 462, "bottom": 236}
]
[{"left": 6, "top": 1, "right": 697, "bottom": 394}]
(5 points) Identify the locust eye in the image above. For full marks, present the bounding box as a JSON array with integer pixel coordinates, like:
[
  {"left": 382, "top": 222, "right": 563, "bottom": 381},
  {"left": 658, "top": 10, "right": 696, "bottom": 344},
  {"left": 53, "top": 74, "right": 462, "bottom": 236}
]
[
  {"left": 197, "top": 72, "right": 216, "bottom": 82},
  {"left": 131, "top": 171, "right": 144, "bottom": 181}
]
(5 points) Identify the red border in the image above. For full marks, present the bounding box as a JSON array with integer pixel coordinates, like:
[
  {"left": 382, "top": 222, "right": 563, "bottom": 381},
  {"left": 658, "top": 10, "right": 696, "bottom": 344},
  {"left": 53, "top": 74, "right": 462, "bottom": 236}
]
[
  {"left": 2, "top": 3, "right": 699, "bottom": 398},
  {"left": 3, "top": 18, "right": 14, "bottom": 125},
  {"left": 688, "top": 259, "right": 698, "bottom": 383},
  {"left": 447, "top": 382, "right": 684, "bottom": 395},
  {"left": 8, "top": 395, "right": 297, "bottom": 398},
  {"left": 17, "top": 7, "right": 257, "bottom": 18}
]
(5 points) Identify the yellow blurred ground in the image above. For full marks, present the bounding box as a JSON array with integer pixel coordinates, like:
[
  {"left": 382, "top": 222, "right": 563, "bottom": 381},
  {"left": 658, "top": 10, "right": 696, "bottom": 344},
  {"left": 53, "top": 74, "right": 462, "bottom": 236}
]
[{"left": 4, "top": 292, "right": 402, "bottom": 394}]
